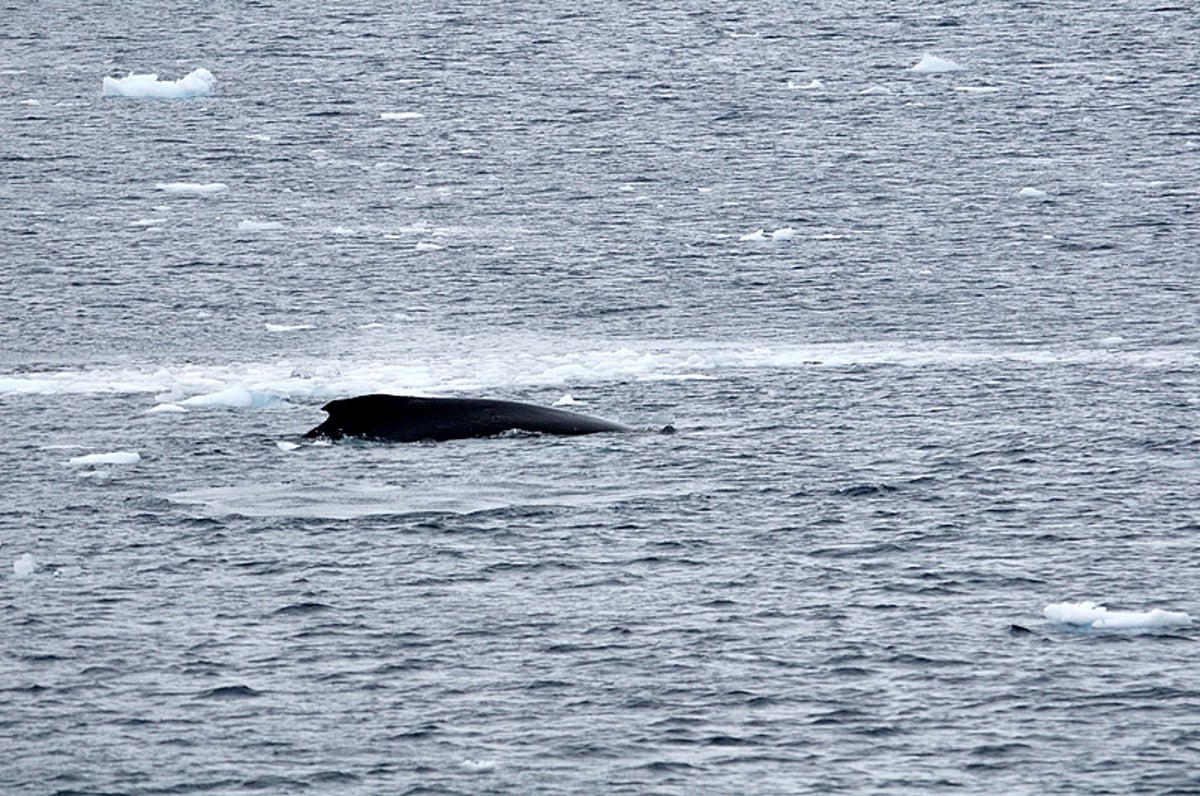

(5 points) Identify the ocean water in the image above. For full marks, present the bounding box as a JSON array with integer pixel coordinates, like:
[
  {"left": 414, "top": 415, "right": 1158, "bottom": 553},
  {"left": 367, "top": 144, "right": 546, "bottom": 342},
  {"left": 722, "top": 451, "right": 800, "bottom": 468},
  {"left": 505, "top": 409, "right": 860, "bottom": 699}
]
[{"left": 3, "top": 1, "right": 1199, "bottom": 793}]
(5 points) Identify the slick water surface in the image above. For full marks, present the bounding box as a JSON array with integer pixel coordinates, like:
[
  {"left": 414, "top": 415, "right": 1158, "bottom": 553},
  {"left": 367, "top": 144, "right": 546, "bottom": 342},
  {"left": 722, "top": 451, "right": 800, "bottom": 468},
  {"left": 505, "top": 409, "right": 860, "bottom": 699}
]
[
  {"left": 3, "top": 1, "right": 1200, "bottom": 795},
  {"left": 305, "top": 394, "right": 633, "bottom": 442}
]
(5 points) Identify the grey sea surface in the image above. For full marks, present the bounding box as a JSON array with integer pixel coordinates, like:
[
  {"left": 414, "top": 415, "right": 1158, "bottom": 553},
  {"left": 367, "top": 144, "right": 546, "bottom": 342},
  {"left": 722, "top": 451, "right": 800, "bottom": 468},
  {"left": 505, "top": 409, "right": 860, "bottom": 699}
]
[{"left": 3, "top": 1, "right": 1199, "bottom": 793}]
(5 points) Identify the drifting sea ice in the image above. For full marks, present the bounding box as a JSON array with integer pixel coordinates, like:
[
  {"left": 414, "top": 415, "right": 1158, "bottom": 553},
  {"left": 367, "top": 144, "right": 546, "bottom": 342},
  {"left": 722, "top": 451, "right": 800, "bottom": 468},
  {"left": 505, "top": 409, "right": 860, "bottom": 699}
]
[
  {"left": 66, "top": 451, "right": 141, "bottom": 466},
  {"left": 381, "top": 111, "right": 425, "bottom": 120},
  {"left": 1043, "top": 601, "right": 1192, "bottom": 632},
  {"left": 102, "top": 68, "right": 215, "bottom": 99},
  {"left": 238, "top": 219, "right": 285, "bottom": 232},
  {"left": 911, "top": 54, "right": 964, "bottom": 73},
  {"left": 179, "top": 386, "right": 279, "bottom": 409},
  {"left": 156, "top": 182, "right": 227, "bottom": 195},
  {"left": 740, "top": 227, "right": 795, "bottom": 242},
  {"left": 13, "top": 553, "right": 35, "bottom": 578}
]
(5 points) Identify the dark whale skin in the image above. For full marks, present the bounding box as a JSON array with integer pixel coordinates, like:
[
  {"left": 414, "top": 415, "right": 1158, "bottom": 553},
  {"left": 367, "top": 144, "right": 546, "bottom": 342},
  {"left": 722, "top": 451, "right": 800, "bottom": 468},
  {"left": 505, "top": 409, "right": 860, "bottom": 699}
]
[{"left": 304, "top": 394, "right": 633, "bottom": 442}]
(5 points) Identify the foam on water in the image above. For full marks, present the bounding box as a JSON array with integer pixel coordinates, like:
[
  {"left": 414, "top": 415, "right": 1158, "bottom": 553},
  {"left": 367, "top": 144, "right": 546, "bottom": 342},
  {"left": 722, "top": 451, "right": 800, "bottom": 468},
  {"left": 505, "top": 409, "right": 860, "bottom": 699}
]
[
  {"left": 103, "top": 68, "right": 215, "bottom": 99},
  {"left": 1043, "top": 601, "right": 1193, "bottom": 632}
]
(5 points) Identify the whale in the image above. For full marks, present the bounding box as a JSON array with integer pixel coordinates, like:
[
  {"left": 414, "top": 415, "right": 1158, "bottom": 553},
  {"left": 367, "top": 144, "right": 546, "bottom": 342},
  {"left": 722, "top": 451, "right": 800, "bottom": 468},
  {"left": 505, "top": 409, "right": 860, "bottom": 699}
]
[{"left": 304, "top": 394, "right": 634, "bottom": 443}]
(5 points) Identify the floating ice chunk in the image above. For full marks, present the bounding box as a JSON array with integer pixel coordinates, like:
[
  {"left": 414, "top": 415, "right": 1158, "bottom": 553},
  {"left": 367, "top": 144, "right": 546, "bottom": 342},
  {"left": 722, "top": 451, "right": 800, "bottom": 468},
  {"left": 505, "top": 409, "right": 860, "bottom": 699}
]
[
  {"left": 129, "top": 218, "right": 168, "bottom": 227},
  {"left": 180, "top": 387, "right": 278, "bottom": 409},
  {"left": 912, "top": 54, "right": 964, "bottom": 73},
  {"left": 156, "top": 182, "right": 227, "bottom": 195},
  {"left": 147, "top": 403, "right": 187, "bottom": 414},
  {"left": 238, "top": 219, "right": 285, "bottom": 232},
  {"left": 67, "top": 450, "right": 141, "bottom": 466},
  {"left": 787, "top": 79, "right": 824, "bottom": 90},
  {"left": 381, "top": 111, "right": 425, "bottom": 120},
  {"left": 13, "top": 554, "right": 35, "bottom": 578},
  {"left": 415, "top": 241, "right": 444, "bottom": 251},
  {"left": 742, "top": 227, "right": 794, "bottom": 243},
  {"left": 953, "top": 85, "right": 1000, "bottom": 93},
  {"left": 552, "top": 393, "right": 578, "bottom": 407},
  {"left": 265, "top": 323, "right": 314, "bottom": 332},
  {"left": 103, "top": 68, "right": 215, "bottom": 99},
  {"left": 1044, "top": 601, "right": 1192, "bottom": 631},
  {"left": 859, "top": 84, "right": 893, "bottom": 95},
  {"left": 276, "top": 441, "right": 301, "bottom": 452},
  {"left": 1015, "top": 187, "right": 1048, "bottom": 199}
]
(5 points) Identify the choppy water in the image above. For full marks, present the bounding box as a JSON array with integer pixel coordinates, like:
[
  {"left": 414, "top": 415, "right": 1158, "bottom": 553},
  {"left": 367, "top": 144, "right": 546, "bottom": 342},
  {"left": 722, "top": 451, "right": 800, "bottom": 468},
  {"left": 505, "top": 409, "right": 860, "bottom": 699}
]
[{"left": 3, "top": 1, "right": 1200, "bottom": 793}]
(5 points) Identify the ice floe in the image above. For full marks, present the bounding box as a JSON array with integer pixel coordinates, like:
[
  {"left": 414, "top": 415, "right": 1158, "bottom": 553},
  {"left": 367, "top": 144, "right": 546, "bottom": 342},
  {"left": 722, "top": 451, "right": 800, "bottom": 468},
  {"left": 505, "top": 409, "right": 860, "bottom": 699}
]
[
  {"left": 103, "top": 68, "right": 215, "bottom": 99},
  {"left": 1043, "top": 601, "right": 1192, "bottom": 632},
  {"left": 911, "top": 54, "right": 964, "bottom": 74},
  {"left": 13, "top": 553, "right": 36, "bottom": 578},
  {"left": 1015, "top": 187, "right": 1049, "bottom": 200},
  {"left": 381, "top": 111, "right": 425, "bottom": 120},
  {"left": 156, "top": 182, "right": 227, "bottom": 195},
  {"left": 740, "top": 227, "right": 796, "bottom": 242},
  {"left": 238, "top": 219, "right": 285, "bottom": 232},
  {"left": 67, "top": 451, "right": 141, "bottom": 466},
  {"left": 180, "top": 386, "right": 280, "bottom": 409}
]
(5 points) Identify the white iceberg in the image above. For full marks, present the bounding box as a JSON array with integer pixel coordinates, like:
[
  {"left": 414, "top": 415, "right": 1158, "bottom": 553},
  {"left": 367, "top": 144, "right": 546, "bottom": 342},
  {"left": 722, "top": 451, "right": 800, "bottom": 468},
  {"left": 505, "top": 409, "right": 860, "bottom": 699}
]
[
  {"left": 180, "top": 386, "right": 278, "bottom": 409},
  {"left": 1044, "top": 601, "right": 1192, "bottom": 632},
  {"left": 156, "top": 182, "right": 227, "bottom": 195},
  {"left": 103, "top": 68, "right": 215, "bottom": 99},
  {"left": 13, "top": 553, "right": 36, "bottom": 578},
  {"left": 911, "top": 54, "right": 964, "bottom": 74},
  {"left": 67, "top": 450, "right": 141, "bottom": 466},
  {"left": 238, "top": 219, "right": 285, "bottom": 232}
]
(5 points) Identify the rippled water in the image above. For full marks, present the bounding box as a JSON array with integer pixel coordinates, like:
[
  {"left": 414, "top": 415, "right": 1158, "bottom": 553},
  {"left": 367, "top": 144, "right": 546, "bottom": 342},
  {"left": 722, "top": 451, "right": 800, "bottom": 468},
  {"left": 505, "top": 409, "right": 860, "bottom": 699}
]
[{"left": 3, "top": 1, "right": 1199, "bottom": 793}]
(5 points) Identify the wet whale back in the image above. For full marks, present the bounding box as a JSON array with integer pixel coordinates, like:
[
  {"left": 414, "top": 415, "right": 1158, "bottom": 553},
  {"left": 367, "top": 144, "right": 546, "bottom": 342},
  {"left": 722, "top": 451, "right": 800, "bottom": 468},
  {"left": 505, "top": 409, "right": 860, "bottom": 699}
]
[{"left": 304, "top": 394, "right": 632, "bottom": 442}]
